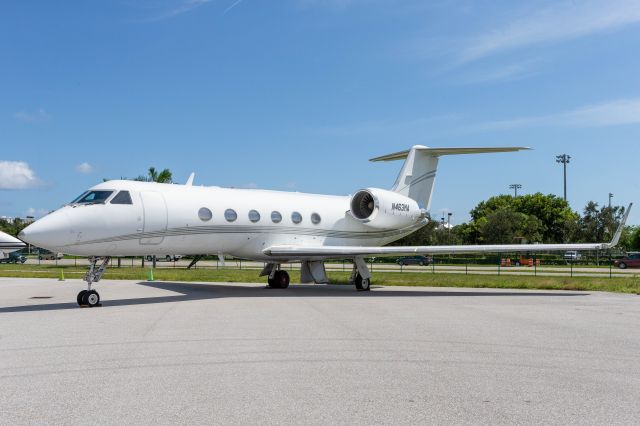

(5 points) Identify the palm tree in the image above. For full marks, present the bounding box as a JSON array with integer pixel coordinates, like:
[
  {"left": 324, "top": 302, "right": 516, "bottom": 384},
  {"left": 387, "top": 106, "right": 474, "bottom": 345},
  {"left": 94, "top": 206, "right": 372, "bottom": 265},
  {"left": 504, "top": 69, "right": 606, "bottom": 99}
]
[{"left": 135, "top": 167, "right": 173, "bottom": 183}]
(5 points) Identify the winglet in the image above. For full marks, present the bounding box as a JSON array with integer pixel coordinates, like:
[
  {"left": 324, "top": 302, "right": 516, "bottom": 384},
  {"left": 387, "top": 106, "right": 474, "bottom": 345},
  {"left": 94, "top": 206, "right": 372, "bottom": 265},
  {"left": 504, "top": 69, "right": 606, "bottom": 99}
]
[
  {"left": 603, "top": 203, "right": 633, "bottom": 249},
  {"left": 185, "top": 172, "right": 195, "bottom": 187}
]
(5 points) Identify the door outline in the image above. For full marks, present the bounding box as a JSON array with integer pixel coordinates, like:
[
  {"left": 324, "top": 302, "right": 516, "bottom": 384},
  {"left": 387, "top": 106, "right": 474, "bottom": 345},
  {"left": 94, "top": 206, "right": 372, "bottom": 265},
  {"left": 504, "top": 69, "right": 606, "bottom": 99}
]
[{"left": 139, "top": 191, "right": 168, "bottom": 245}]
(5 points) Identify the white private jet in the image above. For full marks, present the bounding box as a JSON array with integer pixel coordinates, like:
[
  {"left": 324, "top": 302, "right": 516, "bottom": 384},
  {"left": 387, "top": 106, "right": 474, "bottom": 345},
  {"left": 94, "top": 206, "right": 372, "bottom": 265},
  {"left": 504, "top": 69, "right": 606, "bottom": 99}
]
[
  {"left": 0, "top": 230, "right": 26, "bottom": 259},
  {"left": 19, "top": 146, "right": 631, "bottom": 307}
]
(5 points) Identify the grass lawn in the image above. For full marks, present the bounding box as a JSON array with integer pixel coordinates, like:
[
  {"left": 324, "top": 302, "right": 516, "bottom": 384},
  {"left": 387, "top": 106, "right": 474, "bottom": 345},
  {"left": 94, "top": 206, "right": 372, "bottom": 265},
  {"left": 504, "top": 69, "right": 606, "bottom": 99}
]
[{"left": 1, "top": 264, "right": 639, "bottom": 294}]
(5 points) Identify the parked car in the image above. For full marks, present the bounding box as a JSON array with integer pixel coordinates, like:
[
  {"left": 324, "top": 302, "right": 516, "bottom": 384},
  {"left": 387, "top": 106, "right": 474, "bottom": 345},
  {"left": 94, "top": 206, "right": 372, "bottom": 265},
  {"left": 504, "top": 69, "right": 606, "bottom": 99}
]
[
  {"left": 396, "top": 255, "right": 432, "bottom": 266},
  {"left": 564, "top": 251, "right": 582, "bottom": 262},
  {"left": 145, "top": 255, "right": 183, "bottom": 262},
  {"left": 0, "top": 252, "right": 27, "bottom": 264},
  {"left": 38, "top": 250, "right": 63, "bottom": 260},
  {"left": 614, "top": 253, "right": 640, "bottom": 269}
]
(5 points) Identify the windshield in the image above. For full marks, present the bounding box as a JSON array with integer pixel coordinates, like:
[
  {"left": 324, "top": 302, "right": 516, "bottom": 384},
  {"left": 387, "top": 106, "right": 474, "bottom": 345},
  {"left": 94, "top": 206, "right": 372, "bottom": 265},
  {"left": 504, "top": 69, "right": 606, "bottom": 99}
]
[
  {"left": 69, "top": 191, "right": 89, "bottom": 204},
  {"left": 72, "top": 190, "right": 114, "bottom": 205}
]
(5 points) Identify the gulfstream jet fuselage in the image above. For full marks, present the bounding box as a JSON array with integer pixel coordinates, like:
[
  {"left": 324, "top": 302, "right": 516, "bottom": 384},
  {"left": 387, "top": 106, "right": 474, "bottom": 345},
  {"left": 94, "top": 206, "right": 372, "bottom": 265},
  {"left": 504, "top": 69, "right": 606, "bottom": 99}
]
[{"left": 19, "top": 146, "right": 630, "bottom": 306}]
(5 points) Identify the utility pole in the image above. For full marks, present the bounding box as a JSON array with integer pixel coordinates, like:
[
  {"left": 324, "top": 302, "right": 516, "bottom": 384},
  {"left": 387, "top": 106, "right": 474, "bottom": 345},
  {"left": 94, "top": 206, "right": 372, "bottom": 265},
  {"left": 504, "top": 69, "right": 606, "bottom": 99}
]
[
  {"left": 608, "top": 192, "right": 613, "bottom": 208},
  {"left": 509, "top": 183, "right": 522, "bottom": 197},
  {"left": 556, "top": 154, "right": 571, "bottom": 202}
]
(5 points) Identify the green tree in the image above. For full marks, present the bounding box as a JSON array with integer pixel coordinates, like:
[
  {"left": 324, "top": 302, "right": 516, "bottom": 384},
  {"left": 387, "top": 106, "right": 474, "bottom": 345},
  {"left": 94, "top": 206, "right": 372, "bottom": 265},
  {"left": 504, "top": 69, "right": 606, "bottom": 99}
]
[
  {"left": 135, "top": 167, "right": 173, "bottom": 183},
  {"left": 468, "top": 193, "right": 578, "bottom": 243},
  {"left": 578, "top": 202, "right": 626, "bottom": 242},
  {"left": 0, "top": 218, "right": 30, "bottom": 237},
  {"left": 629, "top": 227, "right": 640, "bottom": 251},
  {"left": 478, "top": 209, "right": 543, "bottom": 244}
]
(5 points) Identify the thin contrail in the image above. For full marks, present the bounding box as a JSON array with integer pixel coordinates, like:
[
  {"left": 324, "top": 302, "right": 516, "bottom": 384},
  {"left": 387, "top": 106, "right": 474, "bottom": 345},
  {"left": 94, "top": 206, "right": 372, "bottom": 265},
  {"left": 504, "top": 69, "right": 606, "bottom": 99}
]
[{"left": 224, "top": 0, "right": 244, "bottom": 14}]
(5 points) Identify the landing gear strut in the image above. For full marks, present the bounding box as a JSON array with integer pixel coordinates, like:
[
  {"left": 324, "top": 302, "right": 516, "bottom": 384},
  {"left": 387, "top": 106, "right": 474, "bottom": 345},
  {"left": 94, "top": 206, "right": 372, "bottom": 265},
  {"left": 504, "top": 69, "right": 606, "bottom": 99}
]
[
  {"left": 78, "top": 256, "right": 110, "bottom": 307},
  {"left": 350, "top": 257, "right": 371, "bottom": 291}
]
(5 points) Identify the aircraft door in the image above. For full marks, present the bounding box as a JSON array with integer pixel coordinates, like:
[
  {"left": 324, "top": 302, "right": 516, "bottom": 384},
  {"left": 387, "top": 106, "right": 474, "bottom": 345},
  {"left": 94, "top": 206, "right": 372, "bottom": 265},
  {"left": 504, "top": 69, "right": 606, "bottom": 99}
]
[{"left": 139, "top": 191, "right": 168, "bottom": 245}]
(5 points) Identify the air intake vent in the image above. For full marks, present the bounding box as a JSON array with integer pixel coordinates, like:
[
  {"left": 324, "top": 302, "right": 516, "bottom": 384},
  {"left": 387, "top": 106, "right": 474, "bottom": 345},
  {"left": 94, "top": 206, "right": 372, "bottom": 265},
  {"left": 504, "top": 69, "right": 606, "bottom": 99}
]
[{"left": 351, "top": 190, "right": 376, "bottom": 219}]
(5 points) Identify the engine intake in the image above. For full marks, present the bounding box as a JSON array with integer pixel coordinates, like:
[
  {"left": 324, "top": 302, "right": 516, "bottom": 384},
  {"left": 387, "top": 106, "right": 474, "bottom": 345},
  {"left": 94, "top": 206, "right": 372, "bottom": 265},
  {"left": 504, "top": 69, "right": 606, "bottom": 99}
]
[
  {"left": 351, "top": 190, "right": 376, "bottom": 220},
  {"left": 349, "top": 188, "right": 422, "bottom": 229}
]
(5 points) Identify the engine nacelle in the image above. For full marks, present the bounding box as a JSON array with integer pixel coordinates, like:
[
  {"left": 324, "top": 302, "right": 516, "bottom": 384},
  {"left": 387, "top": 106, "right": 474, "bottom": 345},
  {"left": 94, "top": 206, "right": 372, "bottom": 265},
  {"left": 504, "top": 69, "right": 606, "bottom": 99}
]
[{"left": 349, "top": 188, "right": 423, "bottom": 229}]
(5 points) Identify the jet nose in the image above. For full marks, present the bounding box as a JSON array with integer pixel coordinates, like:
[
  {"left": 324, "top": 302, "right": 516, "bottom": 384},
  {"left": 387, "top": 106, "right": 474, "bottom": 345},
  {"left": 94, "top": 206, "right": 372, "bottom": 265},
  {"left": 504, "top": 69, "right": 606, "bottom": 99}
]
[
  {"left": 19, "top": 210, "right": 72, "bottom": 250},
  {"left": 0, "top": 230, "right": 26, "bottom": 251}
]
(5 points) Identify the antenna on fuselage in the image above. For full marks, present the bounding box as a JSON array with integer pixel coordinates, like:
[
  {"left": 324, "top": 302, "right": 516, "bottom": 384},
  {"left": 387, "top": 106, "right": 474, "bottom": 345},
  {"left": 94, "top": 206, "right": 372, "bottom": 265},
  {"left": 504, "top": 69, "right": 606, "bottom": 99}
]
[{"left": 185, "top": 172, "right": 195, "bottom": 186}]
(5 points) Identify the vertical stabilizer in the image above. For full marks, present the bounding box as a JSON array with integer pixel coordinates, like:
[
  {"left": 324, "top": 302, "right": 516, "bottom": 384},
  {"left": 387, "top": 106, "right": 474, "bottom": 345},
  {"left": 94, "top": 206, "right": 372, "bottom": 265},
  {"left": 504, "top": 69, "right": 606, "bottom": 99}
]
[{"left": 370, "top": 146, "right": 530, "bottom": 210}]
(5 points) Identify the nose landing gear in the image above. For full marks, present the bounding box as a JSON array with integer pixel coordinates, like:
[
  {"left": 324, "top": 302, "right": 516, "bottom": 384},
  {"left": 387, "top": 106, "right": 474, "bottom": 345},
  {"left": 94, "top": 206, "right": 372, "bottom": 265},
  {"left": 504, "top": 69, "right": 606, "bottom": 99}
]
[{"left": 78, "top": 256, "right": 110, "bottom": 307}]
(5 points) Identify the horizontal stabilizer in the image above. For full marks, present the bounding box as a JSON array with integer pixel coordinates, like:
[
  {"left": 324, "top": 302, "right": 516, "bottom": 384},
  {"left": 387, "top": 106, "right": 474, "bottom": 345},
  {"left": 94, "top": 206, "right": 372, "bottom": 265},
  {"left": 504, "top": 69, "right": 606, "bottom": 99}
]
[{"left": 370, "top": 146, "right": 531, "bottom": 162}]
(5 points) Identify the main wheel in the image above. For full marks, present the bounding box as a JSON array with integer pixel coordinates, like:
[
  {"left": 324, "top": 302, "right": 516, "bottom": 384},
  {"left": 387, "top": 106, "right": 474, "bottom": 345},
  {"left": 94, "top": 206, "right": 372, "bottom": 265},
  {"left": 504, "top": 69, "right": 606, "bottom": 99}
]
[
  {"left": 275, "top": 270, "right": 290, "bottom": 288},
  {"left": 618, "top": 262, "right": 627, "bottom": 269},
  {"left": 85, "top": 290, "right": 100, "bottom": 307},
  {"left": 77, "top": 290, "right": 88, "bottom": 306},
  {"left": 354, "top": 274, "right": 370, "bottom": 291}
]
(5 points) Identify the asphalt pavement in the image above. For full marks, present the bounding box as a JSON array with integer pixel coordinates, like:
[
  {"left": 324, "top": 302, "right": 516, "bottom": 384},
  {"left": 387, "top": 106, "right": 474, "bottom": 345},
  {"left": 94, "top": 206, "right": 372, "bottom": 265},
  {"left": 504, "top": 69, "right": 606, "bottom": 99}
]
[{"left": 1, "top": 278, "right": 639, "bottom": 425}]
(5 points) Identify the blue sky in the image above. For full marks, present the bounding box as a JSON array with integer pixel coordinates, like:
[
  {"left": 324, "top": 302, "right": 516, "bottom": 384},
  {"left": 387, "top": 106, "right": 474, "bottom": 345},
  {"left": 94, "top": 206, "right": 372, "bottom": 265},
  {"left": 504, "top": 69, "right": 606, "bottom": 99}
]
[{"left": 1, "top": 0, "right": 639, "bottom": 225}]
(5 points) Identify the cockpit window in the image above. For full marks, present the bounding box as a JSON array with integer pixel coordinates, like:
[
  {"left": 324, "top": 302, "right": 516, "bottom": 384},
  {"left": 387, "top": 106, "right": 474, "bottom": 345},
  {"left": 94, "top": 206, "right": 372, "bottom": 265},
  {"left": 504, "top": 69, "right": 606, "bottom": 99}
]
[
  {"left": 110, "top": 191, "right": 133, "bottom": 205},
  {"left": 69, "top": 191, "right": 89, "bottom": 204},
  {"left": 73, "top": 190, "right": 114, "bottom": 205}
]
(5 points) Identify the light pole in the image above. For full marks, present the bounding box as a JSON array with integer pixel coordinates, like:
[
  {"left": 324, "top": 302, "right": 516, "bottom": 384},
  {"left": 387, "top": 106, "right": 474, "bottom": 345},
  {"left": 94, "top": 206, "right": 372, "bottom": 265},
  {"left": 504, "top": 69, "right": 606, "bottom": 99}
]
[
  {"left": 509, "top": 183, "right": 522, "bottom": 197},
  {"left": 447, "top": 212, "right": 452, "bottom": 243},
  {"left": 608, "top": 192, "right": 613, "bottom": 208},
  {"left": 556, "top": 154, "right": 571, "bottom": 202}
]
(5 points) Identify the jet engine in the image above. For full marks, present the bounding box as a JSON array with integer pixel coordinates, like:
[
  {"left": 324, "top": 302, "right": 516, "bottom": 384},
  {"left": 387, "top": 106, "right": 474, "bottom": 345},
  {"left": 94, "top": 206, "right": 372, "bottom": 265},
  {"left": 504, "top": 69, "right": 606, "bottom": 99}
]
[{"left": 349, "top": 188, "right": 423, "bottom": 229}]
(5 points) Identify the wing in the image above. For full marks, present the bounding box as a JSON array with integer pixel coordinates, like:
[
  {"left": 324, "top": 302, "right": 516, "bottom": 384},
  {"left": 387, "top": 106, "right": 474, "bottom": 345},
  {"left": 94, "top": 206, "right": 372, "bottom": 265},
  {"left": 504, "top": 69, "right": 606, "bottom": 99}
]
[{"left": 264, "top": 204, "right": 632, "bottom": 260}]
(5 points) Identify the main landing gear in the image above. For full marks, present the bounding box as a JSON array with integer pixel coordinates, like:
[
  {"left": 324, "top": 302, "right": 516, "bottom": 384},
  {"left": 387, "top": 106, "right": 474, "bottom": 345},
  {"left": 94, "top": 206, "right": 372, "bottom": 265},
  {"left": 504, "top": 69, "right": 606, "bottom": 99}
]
[
  {"left": 78, "top": 256, "right": 110, "bottom": 307},
  {"left": 350, "top": 257, "right": 371, "bottom": 291},
  {"left": 261, "top": 259, "right": 371, "bottom": 290},
  {"left": 260, "top": 263, "right": 290, "bottom": 289},
  {"left": 268, "top": 270, "right": 290, "bottom": 289}
]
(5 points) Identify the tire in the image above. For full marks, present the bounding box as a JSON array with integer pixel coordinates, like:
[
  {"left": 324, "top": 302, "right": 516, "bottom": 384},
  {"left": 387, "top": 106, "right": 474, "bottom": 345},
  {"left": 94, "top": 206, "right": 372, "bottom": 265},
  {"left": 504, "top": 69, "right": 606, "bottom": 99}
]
[
  {"left": 86, "top": 290, "right": 100, "bottom": 307},
  {"left": 166, "top": 256, "right": 172, "bottom": 262},
  {"left": 268, "top": 271, "right": 290, "bottom": 288},
  {"left": 618, "top": 262, "right": 627, "bottom": 269},
  {"left": 38, "top": 256, "right": 43, "bottom": 261},
  {"left": 77, "top": 290, "right": 88, "bottom": 306},
  {"left": 419, "top": 261, "right": 425, "bottom": 266},
  {"left": 354, "top": 274, "right": 371, "bottom": 291},
  {"left": 276, "top": 271, "right": 290, "bottom": 288}
]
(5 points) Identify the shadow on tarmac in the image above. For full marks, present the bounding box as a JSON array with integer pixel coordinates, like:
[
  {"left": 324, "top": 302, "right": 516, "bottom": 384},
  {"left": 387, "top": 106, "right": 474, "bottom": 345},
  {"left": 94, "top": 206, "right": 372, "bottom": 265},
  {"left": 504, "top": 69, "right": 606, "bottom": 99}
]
[{"left": 0, "top": 281, "right": 588, "bottom": 313}]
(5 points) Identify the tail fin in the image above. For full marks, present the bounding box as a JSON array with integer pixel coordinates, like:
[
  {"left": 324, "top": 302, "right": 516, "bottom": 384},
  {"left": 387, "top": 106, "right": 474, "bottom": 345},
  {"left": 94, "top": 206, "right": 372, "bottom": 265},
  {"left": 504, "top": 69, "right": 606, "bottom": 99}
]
[{"left": 370, "top": 146, "right": 530, "bottom": 210}]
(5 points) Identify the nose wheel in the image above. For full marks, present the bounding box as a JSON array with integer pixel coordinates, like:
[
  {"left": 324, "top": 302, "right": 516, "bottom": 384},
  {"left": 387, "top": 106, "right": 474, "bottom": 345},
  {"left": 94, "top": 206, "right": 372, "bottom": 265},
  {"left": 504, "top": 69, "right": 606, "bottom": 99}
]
[
  {"left": 78, "top": 256, "right": 110, "bottom": 307},
  {"left": 77, "top": 290, "right": 101, "bottom": 307}
]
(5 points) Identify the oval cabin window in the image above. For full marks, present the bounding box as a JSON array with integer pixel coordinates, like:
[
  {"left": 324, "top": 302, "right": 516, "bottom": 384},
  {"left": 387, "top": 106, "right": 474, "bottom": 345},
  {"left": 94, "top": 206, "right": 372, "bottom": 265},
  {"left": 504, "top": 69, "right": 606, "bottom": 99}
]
[
  {"left": 291, "top": 212, "right": 302, "bottom": 224},
  {"left": 198, "top": 207, "right": 212, "bottom": 221},
  {"left": 224, "top": 209, "right": 237, "bottom": 222},
  {"left": 248, "top": 210, "right": 261, "bottom": 223}
]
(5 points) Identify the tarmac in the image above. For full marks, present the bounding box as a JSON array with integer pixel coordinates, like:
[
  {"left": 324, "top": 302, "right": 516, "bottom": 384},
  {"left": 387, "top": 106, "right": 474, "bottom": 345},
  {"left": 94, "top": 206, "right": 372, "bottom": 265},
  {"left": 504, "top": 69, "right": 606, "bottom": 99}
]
[{"left": 1, "top": 277, "right": 639, "bottom": 425}]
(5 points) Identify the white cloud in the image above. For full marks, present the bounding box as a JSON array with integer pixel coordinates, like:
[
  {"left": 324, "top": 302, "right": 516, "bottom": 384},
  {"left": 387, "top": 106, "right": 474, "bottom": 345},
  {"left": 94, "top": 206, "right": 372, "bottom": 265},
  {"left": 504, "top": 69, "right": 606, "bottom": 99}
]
[
  {"left": 459, "top": 0, "right": 640, "bottom": 63},
  {"left": 458, "top": 59, "right": 541, "bottom": 85},
  {"left": 473, "top": 98, "right": 640, "bottom": 131},
  {"left": 13, "top": 108, "right": 51, "bottom": 123},
  {"left": 24, "top": 208, "right": 50, "bottom": 218},
  {"left": 75, "top": 162, "right": 94, "bottom": 174},
  {"left": 0, "top": 161, "right": 42, "bottom": 190}
]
